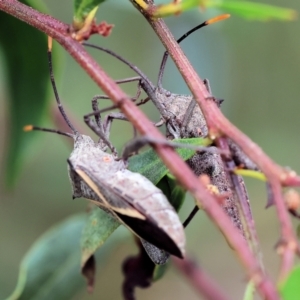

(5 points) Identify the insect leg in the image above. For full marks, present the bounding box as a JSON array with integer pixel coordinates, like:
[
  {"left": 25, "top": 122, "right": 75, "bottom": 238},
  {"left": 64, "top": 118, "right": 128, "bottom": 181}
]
[
  {"left": 101, "top": 76, "right": 145, "bottom": 136},
  {"left": 182, "top": 205, "right": 199, "bottom": 228},
  {"left": 89, "top": 75, "right": 143, "bottom": 125},
  {"left": 116, "top": 77, "right": 143, "bottom": 102},
  {"left": 90, "top": 74, "right": 147, "bottom": 140},
  {"left": 83, "top": 110, "right": 117, "bottom": 155},
  {"left": 181, "top": 78, "right": 222, "bottom": 131},
  {"left": 84, "top": 104, "right": 137, "bottom": 150},
  {"left": 83, "top": 43, "right": 169, "bottom": 118},
  {"left": 84, "top": 75, "right": 141, "bottom": 153}
]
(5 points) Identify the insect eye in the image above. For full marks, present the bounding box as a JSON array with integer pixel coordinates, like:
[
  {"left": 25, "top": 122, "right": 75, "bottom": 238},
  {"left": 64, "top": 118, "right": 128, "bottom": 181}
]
[{"left": 165, "top": 91, "right": 171, "bottom": 97}]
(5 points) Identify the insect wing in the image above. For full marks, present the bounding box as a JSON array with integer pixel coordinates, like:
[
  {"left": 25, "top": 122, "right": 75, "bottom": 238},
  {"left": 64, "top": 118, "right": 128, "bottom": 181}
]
[
  {"left": 105, "top": 169, "right": 185, "bottom": 258},
  {"left": 75, "top": 166, "right": 185, "bottom": 258}
]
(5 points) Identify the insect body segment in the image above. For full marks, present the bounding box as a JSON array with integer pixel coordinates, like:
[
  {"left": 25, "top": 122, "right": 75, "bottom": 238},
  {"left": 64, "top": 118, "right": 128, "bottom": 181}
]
[{"left": 154, "top": 89, "right": 208, "bottom": 139}]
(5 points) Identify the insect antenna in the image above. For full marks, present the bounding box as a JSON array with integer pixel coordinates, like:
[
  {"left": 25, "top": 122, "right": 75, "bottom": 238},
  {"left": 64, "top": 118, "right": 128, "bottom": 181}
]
[
  {"left": 24, "top": 38, "right": 78, "bottom": 138},
  {"left": 47, "top": 37, "right": 79, "bottom": 136},
  {"left": 23, "top": 125, "right": 73, "bottom": 138},
  {"left": 83, "top": 43, "right": 155, "bottom": 92},
  {"left": 157, "top": 14, "right": 230, "bottom": 89},
  {"left": 82, "top": 43, "right": 167, "bottom": 113}
]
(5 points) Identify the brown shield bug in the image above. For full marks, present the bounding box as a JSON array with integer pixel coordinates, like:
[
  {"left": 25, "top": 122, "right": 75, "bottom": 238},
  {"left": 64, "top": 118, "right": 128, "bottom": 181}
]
[{"left": 24, "top": 37, "right": 186, "bottom": 264}]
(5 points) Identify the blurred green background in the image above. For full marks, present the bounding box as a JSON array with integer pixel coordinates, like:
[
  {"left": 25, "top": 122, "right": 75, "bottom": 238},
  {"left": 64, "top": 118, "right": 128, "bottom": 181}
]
[{"left": 1, "top": 0, "right": 300, "bottom": 299}]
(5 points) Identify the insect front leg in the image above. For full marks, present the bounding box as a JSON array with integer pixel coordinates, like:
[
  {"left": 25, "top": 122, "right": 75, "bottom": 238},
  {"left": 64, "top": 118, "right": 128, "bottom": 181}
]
[
  {"left": 116, "top": 76, "right": 143, "bottom": 102},
  {"left": 90, "top": 75, "right": 147, "bottom": 142},
  {"left": 89, "top": 76, "right": 142, "bottom": 127},
  {"left": 84, "top": 109, "right": 117, "bottom": 155}
]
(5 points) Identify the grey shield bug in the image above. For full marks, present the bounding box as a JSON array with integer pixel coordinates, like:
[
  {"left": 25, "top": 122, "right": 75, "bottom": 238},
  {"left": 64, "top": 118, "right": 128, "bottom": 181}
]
[
  {"left": 24, "top": 37, "right": 185, "bottom": 264},
  {"left": 83, "top": 14, "right": 257, "bottom": 234}
]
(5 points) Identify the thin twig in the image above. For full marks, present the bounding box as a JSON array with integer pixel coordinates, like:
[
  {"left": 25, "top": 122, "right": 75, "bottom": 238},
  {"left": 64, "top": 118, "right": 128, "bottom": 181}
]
[{"left": 172, "top": 257, "right": 230, "bottom": 300}]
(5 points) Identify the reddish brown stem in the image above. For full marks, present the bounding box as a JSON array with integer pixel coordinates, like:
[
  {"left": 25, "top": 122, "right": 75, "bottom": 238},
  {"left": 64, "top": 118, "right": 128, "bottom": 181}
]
[
  {"left": 172, "top": 257, "right": 230, "bottom": 300},
  {"left": 131, "top": 0, "right": 300, "bottom": 282},
  {"left": 0, "top": 0, "right": 280, "bottom": 298}
]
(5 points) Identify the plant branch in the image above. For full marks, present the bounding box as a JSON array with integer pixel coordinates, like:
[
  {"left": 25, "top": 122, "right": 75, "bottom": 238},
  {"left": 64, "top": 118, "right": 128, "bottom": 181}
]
[
  {"left": 172, "top": 257, "right": 230, "bottom": 300},
  {"left": 0, "top": 0, "right": 280, "bottom": 298},
  {"left": 130, "top": 0, "right": 300, "bottom": 282}
]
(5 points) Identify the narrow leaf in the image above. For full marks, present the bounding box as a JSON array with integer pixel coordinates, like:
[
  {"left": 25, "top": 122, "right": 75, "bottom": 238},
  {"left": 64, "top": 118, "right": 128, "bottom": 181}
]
[
  {"left": 280, "top": 265, "right": 300, "bottom": 300},
  {"left": 74, "top": 0, "right": 106, "bottom": 25},
  {"left": 0, "top": 0, "right": 53, "bottom": 187},
  {"left": 205, "top": 0, "right": 297, "bottom": 21},
  {"left": 6, "top": 215, "right": 87, "bottom": 300},
  {"left": 81, "top": 208, "right": 120, "bottom": 269},
  {"left": 153, "top": 0, "right": 297, "bottom": 21},
  {"left": 243, "top": 280, "right": 255, "bottom": 300},
  {"left": 154, "top": 0, "right": 203, "bottom": 17},
  {"left": 80, "top": 208, "right": 127, "bottom": 293},
  {"left": 234, "top": 169, "right": 267, "bottom": 181},
  {"left": 157, "top": 173, "right": 186, "bottom": 212},
  {"left": 152, "top": 263, "right": 169, "bottom": 282}
]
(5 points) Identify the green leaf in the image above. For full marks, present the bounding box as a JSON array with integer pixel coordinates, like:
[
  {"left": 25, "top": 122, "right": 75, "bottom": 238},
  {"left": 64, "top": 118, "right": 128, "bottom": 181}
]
[
  {"left": 74, "top": 0, "right": 106, "bottom": 25},
  {"left": 154, "top": 0, "right": 297, "bottom": 21},
  {"left": 243, "top": 280, "right": 255, "bottom": 300},
  {"left": 152, "top": 263, "right": 169, "bottom": 282},
  {"left": 128, "top": 137, "right": 210, "bottom": 185},
  {"left": 153, "top": 0, "right": 203, "bottom": 17},
  {"left": 234, "top": 169, "right": 266, "bottom": 181},
  {"left": 0, "top": 0, "right": 54, "bottom": 187},
  {"left": 280, "top": 265, "right": 300, "bottom": 300},
  {"left": 7, "top": 213, "right": 125, "bottom": 300},
  {"left": 157, "top": 173, "right": 186, "bottom": 212},
  {"left": 81, "top": 208, "right": 120, "bottom": 268},
  {"left": 205, "top": 0, "right": 297, "bottom": 21},
  {"left": 6, "top": 215, "right": 87, "bottom": 300}
]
